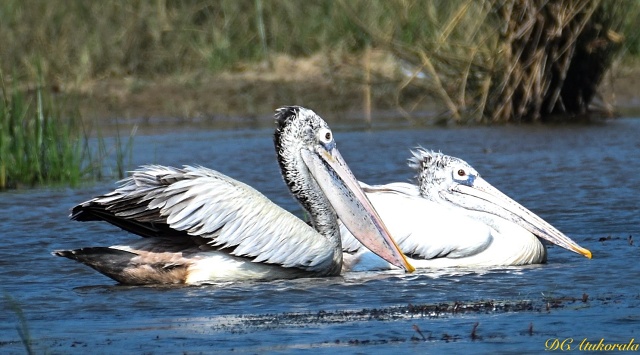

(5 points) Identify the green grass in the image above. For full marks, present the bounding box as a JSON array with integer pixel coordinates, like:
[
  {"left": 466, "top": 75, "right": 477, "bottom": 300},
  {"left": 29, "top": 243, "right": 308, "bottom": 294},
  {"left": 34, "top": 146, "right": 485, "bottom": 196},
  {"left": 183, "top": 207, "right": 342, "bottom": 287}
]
[
  {"left": 1, "top": 70, "right": 84, "bottom": 188},
  {"left": 0, "top": 0, "right": 366, "bottom": 83},
  {"left": 0, "top": 69, "right": 133, "bottom": 189},
  {"left": 1, "top": 0, "right": 638, "bottom": 85}
]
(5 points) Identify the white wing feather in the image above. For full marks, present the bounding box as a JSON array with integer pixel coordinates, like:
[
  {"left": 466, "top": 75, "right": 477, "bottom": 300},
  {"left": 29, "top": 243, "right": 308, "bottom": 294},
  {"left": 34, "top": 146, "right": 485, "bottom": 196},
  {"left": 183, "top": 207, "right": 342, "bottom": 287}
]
[
  {"left": 78, "top": 165, "right": 334, "bottom": 272},
  {"left": 341, "top": 182, "right": 493, "bottom": 259}
]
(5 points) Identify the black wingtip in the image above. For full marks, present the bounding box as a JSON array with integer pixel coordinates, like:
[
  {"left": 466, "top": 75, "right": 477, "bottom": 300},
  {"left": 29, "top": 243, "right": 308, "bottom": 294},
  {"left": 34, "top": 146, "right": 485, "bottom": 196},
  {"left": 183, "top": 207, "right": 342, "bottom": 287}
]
[
  {"left": 69, "top": 203, "right": 90, "bottom": 221},
  {"left": 52, "top": 250, "right": 72, "bottom": 258}
]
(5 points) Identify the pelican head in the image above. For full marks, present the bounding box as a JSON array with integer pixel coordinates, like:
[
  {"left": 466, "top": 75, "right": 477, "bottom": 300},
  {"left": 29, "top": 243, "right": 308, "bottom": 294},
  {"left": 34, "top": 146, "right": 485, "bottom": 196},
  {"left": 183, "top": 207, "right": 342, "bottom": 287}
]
[
  {"left": 409, "top": 148, "right": 592, "bottom": 259},
  {"left": 274, "top": 106, "right": 414, "bottom": 272}
]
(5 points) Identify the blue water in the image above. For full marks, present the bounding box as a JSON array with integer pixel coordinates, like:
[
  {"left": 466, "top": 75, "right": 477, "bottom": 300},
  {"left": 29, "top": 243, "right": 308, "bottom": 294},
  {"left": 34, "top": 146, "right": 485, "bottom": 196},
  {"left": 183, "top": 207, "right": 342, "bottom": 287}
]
[{"left": 1, "top": 117, "right": 639, "bottom": 354}]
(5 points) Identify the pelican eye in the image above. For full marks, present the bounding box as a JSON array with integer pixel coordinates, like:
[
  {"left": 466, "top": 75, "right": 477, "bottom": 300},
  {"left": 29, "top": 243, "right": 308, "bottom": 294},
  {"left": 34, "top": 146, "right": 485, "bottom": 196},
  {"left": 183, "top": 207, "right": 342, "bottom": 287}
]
[
  {"left": 317, "top": 128, "right": 334, "bottom": 145},
  {"left": 453, "top": 166, "right": 476, "bottom": 185}
]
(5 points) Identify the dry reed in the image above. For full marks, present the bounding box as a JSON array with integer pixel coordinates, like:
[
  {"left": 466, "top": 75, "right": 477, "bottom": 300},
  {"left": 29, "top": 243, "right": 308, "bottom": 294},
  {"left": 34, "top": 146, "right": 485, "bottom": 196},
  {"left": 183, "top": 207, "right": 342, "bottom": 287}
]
[{"left": 342, "top": 0, "right": 633, "bottom": 122}]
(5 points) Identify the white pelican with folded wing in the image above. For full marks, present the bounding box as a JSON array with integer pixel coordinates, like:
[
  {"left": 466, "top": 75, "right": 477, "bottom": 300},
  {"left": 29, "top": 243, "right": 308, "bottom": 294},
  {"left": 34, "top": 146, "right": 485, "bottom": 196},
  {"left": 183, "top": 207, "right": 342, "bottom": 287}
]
[
  {"left": 341, "top": 149, "right": 591, "bottom": 271},
  {"left": 54, "top": 106, "right": 413, "bottom": 284}
]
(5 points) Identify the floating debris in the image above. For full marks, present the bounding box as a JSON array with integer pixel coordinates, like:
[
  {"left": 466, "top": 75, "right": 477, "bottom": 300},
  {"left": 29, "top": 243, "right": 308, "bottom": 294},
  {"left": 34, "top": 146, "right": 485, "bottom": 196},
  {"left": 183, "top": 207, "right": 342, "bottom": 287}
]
[
  {"left": 470, "top": 322, "right": 481, "bottom": 341},
  {"left": 412, "top": 324, "right": 427, "bottom": 341},
  {"left": 209, "top": 299, "right": 535, "bottom": 333},
  {"left": 196, "top": 293, "right": 635, "bottom": 349},
  {"left": 441, "top": 333, "right": 460, "bottom": 343},
  {"left": 594, "top": 235, "right": 635, "bottom": 244}
]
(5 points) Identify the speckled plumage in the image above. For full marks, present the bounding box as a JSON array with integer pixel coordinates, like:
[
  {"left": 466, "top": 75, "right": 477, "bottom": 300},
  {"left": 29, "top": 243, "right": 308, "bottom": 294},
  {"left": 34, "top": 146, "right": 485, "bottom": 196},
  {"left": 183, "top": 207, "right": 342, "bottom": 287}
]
[{"left": 55, "top": 107, "right": 374, "bottom": 284}]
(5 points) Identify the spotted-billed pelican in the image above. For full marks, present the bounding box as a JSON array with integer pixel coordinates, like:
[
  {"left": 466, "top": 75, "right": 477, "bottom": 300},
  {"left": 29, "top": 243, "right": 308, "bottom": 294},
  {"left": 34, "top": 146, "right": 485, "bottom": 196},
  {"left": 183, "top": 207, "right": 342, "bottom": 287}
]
[
  {"left": 53, "top": 106, "right": 413, "bottom": 284},
  {"left": 341, "top": 148, "right": 592, "bottom": 271}
]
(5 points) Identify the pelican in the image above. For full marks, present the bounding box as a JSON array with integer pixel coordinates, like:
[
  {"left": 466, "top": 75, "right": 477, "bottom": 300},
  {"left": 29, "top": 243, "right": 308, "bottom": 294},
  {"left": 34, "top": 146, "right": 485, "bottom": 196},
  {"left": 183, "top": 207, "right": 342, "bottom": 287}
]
[
  {"left": 53, "top": 106, "right": 413, "bottom": 284},
  {"left": 341, "top": 148, "right": 592, "bottom": 271}
]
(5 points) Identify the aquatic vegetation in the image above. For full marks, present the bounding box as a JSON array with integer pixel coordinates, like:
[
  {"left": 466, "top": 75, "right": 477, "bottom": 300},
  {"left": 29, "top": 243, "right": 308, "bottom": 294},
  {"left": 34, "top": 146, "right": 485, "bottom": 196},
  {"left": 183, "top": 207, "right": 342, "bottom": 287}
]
[
  {"left": 3, "top": 294, "right": 34, "bottom": 355},
  {"left": 0, "top": 70, "right": 84, "bottom": 188},
  {"left": 0, "top": 70, "right": 134, "bottom": 189}
]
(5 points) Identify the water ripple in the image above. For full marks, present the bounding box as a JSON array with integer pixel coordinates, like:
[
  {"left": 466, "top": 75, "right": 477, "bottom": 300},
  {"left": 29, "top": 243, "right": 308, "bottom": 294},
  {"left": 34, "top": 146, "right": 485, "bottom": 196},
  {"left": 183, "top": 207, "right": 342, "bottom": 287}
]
[{"left": 1, "top": 118, "right": 639, "bottom": 353}]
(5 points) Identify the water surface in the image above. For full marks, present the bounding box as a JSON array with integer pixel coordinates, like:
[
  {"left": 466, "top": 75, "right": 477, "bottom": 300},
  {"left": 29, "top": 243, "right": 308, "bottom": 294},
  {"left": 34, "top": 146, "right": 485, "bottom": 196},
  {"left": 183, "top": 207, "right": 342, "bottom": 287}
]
[{"left": 1, "top": 117, "right": 639, "bottom": 354}]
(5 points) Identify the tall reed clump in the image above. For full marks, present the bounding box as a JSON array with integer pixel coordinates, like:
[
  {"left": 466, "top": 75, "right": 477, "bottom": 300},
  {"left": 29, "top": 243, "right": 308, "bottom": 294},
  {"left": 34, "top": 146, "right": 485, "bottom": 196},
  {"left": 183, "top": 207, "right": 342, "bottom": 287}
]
[
  {"left": 342, "top": 0, "right": 635, "bottom": 123},
  {"left": 1, "top": 70, "right": 97, "bottom": 189},
  {"left": 0, "top": 74, "right": 81, "bottom": 188}
]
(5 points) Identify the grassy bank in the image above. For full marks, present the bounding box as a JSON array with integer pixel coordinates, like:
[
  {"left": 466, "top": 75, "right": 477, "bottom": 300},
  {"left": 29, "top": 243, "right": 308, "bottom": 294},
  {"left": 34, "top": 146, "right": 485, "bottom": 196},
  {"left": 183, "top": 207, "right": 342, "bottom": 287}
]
[{"left": 1, "top": 1, "right": 639, "bottom": 123}]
